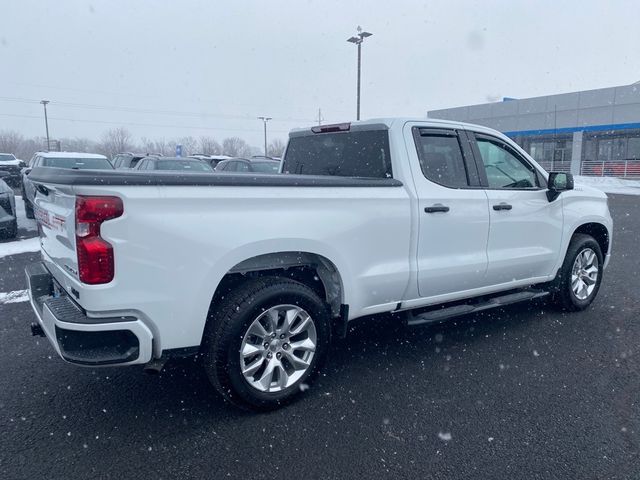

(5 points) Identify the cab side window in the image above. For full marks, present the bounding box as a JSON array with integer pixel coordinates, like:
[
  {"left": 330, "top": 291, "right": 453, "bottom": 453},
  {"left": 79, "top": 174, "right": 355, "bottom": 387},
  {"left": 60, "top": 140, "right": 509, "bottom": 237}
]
[
  {"left": 475, "top": 136, "right": 539, "bottom": 189},
  {"left": 413, "top": 128, "right": 474, "bottom": 188}
]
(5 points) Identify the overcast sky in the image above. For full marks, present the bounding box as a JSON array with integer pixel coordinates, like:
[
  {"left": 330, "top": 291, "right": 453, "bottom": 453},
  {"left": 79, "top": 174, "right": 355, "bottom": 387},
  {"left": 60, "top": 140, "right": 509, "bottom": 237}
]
[{"left": 2, "top": 0, "right": 639, "bottom": 148}]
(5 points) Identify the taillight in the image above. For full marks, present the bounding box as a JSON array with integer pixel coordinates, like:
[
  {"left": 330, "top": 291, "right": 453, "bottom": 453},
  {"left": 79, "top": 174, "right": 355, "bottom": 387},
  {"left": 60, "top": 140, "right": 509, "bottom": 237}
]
[{"left": 75, "top": 196, "right": 123, "bottom": 284}]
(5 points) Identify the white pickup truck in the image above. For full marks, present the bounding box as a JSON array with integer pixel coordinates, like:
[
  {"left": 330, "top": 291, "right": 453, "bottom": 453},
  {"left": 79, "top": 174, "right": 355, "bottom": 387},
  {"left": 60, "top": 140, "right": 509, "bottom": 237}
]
[{"left": 26, "top": 118, "right": 612, "bottom": 410}]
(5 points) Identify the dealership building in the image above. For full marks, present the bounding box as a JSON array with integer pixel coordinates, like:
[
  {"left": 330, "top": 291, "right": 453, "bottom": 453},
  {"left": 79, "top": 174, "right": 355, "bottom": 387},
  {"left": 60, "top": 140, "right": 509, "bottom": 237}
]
[{"left": 428, "top": 82, "right": 640, "bottom": 177}]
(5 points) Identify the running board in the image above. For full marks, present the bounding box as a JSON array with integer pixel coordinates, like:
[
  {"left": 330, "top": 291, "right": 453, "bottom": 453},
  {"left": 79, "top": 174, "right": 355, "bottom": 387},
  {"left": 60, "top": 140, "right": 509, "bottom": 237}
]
[{"left": 406, "top": 289, "right": 549, "bottom": 327}]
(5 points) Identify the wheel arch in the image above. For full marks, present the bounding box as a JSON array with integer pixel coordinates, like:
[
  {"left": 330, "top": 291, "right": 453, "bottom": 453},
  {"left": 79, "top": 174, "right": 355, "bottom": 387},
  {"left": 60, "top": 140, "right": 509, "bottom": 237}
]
[
  {"left": 571, "top": 222, "right": 610, "bottom": 258},
  {"left": 209, "top": 250, "right": 346, "bottom": 320}
]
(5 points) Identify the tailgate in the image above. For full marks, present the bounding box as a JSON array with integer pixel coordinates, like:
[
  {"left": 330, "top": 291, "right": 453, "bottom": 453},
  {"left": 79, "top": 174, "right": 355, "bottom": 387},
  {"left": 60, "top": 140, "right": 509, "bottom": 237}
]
[{"left": 33, "top": 183, "right": 78, "bottom": 279}]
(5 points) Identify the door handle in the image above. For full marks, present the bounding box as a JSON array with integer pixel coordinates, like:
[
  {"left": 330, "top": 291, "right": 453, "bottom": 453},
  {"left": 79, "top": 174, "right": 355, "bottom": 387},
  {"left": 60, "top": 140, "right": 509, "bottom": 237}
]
[
  {"left": 493, "top": 203, "right": 512, "bottom": 211},
  {"left": 424, "top": 204, "right": 450, "bottom": 213}
]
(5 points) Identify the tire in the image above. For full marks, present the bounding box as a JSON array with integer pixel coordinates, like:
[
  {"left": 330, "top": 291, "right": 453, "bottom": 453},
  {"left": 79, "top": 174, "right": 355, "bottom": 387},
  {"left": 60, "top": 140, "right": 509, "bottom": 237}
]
[
  {"left": 202, "top": 276, "right": 331, "bottom": 411},
  {"left": 550, "top": 234, "right": 604, "bottom": 311},
  {"left": 24, "top": 198, "right": 34, "bottom": 219},
  {"left": 4, "top": 218, "right": 18, "bottom": 239}
]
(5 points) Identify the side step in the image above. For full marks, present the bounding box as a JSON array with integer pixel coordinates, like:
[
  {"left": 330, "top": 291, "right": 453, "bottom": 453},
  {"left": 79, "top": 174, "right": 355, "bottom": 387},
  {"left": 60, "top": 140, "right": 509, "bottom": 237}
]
[{"left": 406, "top": 289, "right": 549, "bottom": 327}]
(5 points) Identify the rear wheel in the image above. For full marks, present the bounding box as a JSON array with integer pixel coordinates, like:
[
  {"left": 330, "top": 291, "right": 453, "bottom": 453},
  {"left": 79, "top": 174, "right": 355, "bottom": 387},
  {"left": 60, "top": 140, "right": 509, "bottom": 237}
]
[
  {"left": 24, "top": 198, "right": 34, "bottom": 219},
  {"left": 202, "top": 276, "right": 331, "bottom": 411},
  {"left": 550, "top": 234, "right": 603, "bottom": 311}
]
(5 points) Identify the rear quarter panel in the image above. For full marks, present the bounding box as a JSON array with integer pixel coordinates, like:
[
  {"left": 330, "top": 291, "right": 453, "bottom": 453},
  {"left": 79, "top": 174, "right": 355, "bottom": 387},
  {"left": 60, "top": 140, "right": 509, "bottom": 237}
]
[{"left": 60, "top": 183, "right": 412, "bottom": 352}]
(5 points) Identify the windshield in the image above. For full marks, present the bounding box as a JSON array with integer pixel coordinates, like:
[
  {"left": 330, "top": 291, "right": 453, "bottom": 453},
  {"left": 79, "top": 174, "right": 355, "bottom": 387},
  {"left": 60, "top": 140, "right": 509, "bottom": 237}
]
[
  {"left": 155, "top": 159, "right": 213, "bottom": 171},
  {"left": 251, "top": 161, "right": 280, "bottom": 173},
  {"left": 42, "top": 157, "right": 113, "bottom": 169},
  {"left": 0, "top": 154, "right": 17, "bottom": 161}
]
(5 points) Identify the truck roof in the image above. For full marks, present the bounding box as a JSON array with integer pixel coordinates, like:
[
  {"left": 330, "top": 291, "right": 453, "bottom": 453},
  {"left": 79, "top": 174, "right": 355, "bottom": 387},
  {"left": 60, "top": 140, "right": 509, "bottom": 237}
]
[{"left": 289, "top": 117, "right": 495, "bottom": 137}]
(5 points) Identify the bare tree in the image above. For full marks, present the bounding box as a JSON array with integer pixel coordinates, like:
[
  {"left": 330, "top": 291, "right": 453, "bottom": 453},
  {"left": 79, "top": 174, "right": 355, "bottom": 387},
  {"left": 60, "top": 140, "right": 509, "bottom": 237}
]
[
  {"left": 59, "top": 137, "right": 98, "bottom": 153},
  {"left": 98, "top": 127, "right": 134, "bottom": 159},
  {"left": 0, "top": 130, "right": 24, "bottom": 156},
  {"left": 178, "top": 136, "right": 198, "bottom": 156},
  {"left": 140, "top": 137, "right": 170, "bottom": 156},
  {"left": 222, "top": 137, "right": 253, "bottom": 157},
  {"left": 267, "top": 139, "right": 285, "bottom": 157},
  {"left": 199, "top": 136, "right": 222, "bottom": 155}
]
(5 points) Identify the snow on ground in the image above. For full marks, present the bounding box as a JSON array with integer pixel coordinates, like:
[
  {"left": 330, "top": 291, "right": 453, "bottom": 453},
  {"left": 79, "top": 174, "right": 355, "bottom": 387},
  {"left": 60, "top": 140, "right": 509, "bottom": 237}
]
[
  {"left": 575, "top": 176, "right": 640, "bottom": 195},
  {"left": 0, "top": 289, "right": 29, "bottom": 304},
  {"left": 14, "top": 195, "right": 37, "bottom": 231},
  {"left": 0, "top": 237, "right": 40, "bottom": 258}
]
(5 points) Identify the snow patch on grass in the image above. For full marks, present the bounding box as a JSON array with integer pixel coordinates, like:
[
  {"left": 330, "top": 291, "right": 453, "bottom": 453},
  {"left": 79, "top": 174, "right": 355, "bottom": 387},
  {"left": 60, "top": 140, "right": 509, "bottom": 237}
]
[
  {"left": 0, "top": 237, "right": 40, "bottom": 258},
  {"left": 0, "top": 289, "right": 29, "bottom": 304}
]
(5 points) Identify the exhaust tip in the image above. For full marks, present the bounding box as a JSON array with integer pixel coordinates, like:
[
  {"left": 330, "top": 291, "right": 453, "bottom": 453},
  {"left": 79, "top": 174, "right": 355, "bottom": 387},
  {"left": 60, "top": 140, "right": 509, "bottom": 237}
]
[{"left": 143, "top": 358, "right": 168, "bottom": 375}]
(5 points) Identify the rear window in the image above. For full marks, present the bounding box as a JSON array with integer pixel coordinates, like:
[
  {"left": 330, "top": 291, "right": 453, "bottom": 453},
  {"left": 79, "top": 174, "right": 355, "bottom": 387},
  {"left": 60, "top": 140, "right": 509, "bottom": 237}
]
[
  {"left": 155, "top": 160, "right": 213, "bottom": 171},
  {"left": 283, "top": 130, "right": 392, "bottom": 178},
  {"left": 42, "top": 157, "right": 113, "bottom": 169}
]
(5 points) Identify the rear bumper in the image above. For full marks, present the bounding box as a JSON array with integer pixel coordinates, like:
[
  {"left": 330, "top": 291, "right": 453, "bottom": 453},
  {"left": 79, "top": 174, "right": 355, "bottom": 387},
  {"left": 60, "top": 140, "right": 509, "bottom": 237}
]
[{"left": 25, "top": 262, "right": 153, "bottom": 366}]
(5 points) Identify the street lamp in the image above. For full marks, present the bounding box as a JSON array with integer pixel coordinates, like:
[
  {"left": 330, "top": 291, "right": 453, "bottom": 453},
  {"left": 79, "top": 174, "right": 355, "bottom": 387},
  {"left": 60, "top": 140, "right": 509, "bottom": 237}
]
[
  {"left": 347, "top": 26, "right": 373, "bottom": 121},
  {"left": 40, "top": 100, "right": 51, "bottom": 151},
  {"left": 258, "top": 116, "right": 272, "bottom": 156}
]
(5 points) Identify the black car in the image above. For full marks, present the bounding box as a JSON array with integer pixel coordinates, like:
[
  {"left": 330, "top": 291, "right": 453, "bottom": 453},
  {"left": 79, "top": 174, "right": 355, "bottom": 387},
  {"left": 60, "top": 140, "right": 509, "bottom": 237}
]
[
  {"left": 134, "top": 156, "right": 214, "bottom": 172},
  {"left": 0, "top": 153, "right": 25, "bottom": 189},
  {"left": 188, "top": 155, "right": 232, "bottom": 169},
  {"left": 214, "top": 157, "right": 281, "bottom": 173},
  {"left": 0, "top": 171, "right": 17, "bottom": 239},
  {"left": 112, "top": 152, "right": 162, "bottom": 169}
]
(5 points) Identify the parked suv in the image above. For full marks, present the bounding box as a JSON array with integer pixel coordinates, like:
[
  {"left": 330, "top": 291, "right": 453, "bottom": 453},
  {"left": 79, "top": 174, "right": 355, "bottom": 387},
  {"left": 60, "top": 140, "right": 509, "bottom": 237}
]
[
  {"left": 134, "top": 156, "right": 214, "bottom": 172},
  {"left": 0, "top": 153, "right": 25, "bottom": 189},
  {"left": 22, "top": 152, "right": 113, "bottom": 218},
  {"left": 215, "top": 157, "right": 281, "bottom": 173},
  {"left": 111, "top": 152, "right": 161, "bottom": 169},
  {"left": 0, "top": 171, "right": 17, "bottom": 239}
]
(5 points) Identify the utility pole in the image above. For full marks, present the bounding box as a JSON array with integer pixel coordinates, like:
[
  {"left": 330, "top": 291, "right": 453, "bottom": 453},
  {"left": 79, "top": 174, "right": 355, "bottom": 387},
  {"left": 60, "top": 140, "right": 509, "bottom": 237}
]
[
  {"left": 317, "top": 108, "right": 324, "bottom": 126},
  {"left": 40, "top": 100, "right": 51, "bottom": 151},
  {"left": 257, "top": 116, "right": 272, "bottom": 156},
  {"left": 347, "top": 26, "right": 373, "bottom": 121}
]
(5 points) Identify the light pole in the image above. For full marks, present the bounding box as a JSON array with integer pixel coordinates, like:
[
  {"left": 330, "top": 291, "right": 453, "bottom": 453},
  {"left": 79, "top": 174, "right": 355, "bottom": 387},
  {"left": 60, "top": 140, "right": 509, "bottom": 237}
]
[
  {"left": 347, "top": 26, "right": 373, "bottom": 121},
  {"left": 258, "top": 116, "right": 272, "bottom": 156},
  {"left": 40, "top": 100, "right": 51, "bottom": 151}
]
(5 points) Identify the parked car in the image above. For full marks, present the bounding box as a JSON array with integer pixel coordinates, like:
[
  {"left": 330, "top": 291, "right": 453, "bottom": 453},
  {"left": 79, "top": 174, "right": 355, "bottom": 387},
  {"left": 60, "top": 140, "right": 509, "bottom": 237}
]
[
  {"left": 26, "top": 118, "right": 612, "bottom": 411},
  {"left": 111, "top": 152, "right": 162, "bottom": 169},
  {"left": 22, "top": 152, "right": 113, "bottom": 219},
  {"left": 0, "top": 153, "right": 26, "bottom": 189},
  {"left": 134, "top": 156, "right": 214, "bottom": 172},
  {"left": 215, "top": 157, "right": 281, "bottom": 173},
  {"left": 0, "top": 171, "right": 17, "bottom": 239},
  {"left": 189, "top": 154, "right": 231, "bottom": 168}
]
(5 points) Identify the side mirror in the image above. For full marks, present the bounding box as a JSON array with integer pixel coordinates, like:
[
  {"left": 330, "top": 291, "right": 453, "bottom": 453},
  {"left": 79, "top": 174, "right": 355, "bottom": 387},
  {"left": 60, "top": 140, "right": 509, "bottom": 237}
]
[
  {"left": 547, "top": 172, "right": 574, "bottom": 202},
  {"left": 24, "top": 168, "right": 32, "bottom": 175}
]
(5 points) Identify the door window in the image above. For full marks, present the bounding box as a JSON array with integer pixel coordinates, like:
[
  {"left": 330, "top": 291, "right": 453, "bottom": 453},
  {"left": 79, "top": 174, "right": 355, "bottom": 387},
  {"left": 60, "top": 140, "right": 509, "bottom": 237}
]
[
  {"left": 475, "top": 136, "right": 539, "bottom": 189},
  {"left": 413, "top": 130, "right": 471, "bottom": 188}
]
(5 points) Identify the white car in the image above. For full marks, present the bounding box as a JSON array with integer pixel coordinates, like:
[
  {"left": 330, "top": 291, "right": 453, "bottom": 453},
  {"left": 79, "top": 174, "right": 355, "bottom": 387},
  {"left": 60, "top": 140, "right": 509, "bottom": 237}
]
[
  {"left": 21, "top": 152, "right": 113, "bottom": 219},
  {"left": 25, "top": 118, "right": 612, "bottom": 410}
]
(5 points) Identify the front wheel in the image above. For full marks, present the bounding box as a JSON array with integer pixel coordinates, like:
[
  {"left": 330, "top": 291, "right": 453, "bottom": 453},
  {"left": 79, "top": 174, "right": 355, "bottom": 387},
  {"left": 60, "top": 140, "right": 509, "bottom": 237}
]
[
  {"left": 24, "top": 198, "right": 34, "bottom": 219},
  {"left": 550, "top": 234, "right": 604, "bottom": 311},
  {"left": 202, "top": 276, "right": 331, "bottom": 411}
]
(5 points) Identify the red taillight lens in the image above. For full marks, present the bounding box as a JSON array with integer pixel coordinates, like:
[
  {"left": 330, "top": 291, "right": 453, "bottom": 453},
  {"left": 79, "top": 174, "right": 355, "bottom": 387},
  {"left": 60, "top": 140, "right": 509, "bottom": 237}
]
[{"left": 75, "top": 196, "right": 123, "bottom": 284}]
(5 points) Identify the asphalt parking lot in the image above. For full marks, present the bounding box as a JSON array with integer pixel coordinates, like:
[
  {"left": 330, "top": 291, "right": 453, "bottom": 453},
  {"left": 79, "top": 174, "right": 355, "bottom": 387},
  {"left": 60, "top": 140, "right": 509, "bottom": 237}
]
[{"left": 0, "top": 194, "right": 638, "bottom": 480}]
